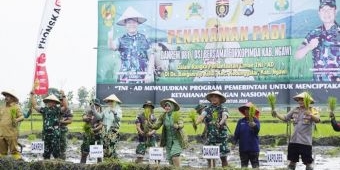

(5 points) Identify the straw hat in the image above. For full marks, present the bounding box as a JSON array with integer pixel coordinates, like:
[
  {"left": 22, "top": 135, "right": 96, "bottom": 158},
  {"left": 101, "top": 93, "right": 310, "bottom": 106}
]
[
  {"left": 142, "top": 100, "right": 154, "bottom": 109},
  {"left": 43, "top": 94, "right": 60, "bottom": 104},
  {"left": 103, "top": 94, "right": 122, "bottom": 103},
  {"left": 293, "top": 92, "right": 314, "bottom": 104},
  {"left": 1, "top": 90, "right": 19, "bottom": 102},
  {"left": 205, "top": 91, "right": 226, "bottom": 103},
  {"left": 116, "top": 6, "right": 147, "bottom": 26},
  {"left": 238, "top": 102, "right": 260, "bottom": 118},
  {"left": 160, "top": 98, "right": 180, "bottom": 111}
]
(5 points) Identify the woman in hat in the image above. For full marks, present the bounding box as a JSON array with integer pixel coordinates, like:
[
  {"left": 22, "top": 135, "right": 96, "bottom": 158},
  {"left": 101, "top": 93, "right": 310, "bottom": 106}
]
[
  {"left": 135, "top": 100, "right": 157, "bottom": 163},
  {"left": 195, "top": 90, "right": 230, "bottom": 168},
  {"left": 272, "top": 92, "right": 320, "bottom": 170},
  {"left": 0, "top": 90, "right": 24, "bottom": 160},
  {"left": 329, "top": 112, "right": 340, "bottom": 132},
  {"left": 80, "top": 98, "right": 103, "bottom": 163},
  {"left": 233, "top": 102, "right": 260, "bottom": 169},
  {"left": 30, "top": 90, "right": 68, "bottom": 159},
  {"left": 93, "top": 93, "right": 122, "bottom": 158},
  {"left": 108, "top": 6, "right": 152, "bottom": 83},
  {"left": 149, "top": 98, "right": 188, "bottom": 167}
]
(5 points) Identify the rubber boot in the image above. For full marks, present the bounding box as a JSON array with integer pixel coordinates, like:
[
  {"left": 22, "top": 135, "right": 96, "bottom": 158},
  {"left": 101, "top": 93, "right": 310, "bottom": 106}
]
[
  {"left": 135, "top": 157, "right": 143, "bottom": 164},
  {"left": 221, "top": 156, "right": 228, "bottom": 167},
  {"left": 172, "top": 156, "right": 181, "bottom": 168},
  {"left": 207, "top": 159, "right": 216, "bottom": 168},
  {"left": 80, "top": 153, "right": 88, "bottom": 163},
  {"left": 18, "top": 143, "right": 25, "bottom": 153},
  {"left": 288, "top": 163, "right": 296, "bottom": 170},
  {"left": 305, "top": 164, "right": 313, "bottom": 170}
]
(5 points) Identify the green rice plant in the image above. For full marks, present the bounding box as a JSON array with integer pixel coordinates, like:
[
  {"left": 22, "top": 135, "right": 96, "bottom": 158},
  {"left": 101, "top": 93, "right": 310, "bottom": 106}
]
[
  {"left": 267, "top": 93, "right": 276, "bottom": 117},
  {"left": 303, "top": 92, "right": 312, "bottom": 110},
  {"left": 83, "top": 123, "right": 93, "bottom": 135},
  {"left": 212, "top": 110, "right": 218, "bottom": 122},
  {"left": 249, "top": 105, "right": 256, "bottom": 122},
  {"left": 328, "top": 96, "right": 337, "bottom": 112},
  {"left": 173, "top": 112, "right": 180, "bottom": 123},
  {"left": 188, "top": 111, "right": 197, "bottom": 132}
]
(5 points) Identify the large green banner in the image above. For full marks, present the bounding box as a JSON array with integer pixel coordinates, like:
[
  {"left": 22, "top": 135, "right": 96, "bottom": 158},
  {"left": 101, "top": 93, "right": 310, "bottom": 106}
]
[{"left": 97, "top": 0, "right": 340, "bottom": 106}]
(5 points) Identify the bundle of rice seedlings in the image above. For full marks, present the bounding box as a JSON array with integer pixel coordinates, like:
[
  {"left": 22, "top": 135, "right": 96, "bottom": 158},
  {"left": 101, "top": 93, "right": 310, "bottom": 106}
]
[
  {"left": 303, "top": 92, "right": 312, "bottom": 110},
  {"left": 212, "top": 110, "right": 218, "bottom": 122},
  {"left": 10, "top": 108, "right": 17, "bottom": 127},
  {"left": 328, "top": 96, "right": 337, "bottom": 112},
  {"left": 83, "top": 123, "right": 93, "bottom": 135},
  {"left": 173, "top": 112, "right": 180, "bottom": 123},
  {"left": 189, "top": 111, "right": 197, "bottom": 132},
  {"left": 267, "top": 93, "right": 276, "bottom": 117},
  {"left": 249, "top": 105, "right": 256, "bottom": 122}
]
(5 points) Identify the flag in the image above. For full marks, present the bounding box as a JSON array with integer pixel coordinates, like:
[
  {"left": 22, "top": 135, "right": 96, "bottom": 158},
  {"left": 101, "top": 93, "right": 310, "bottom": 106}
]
[{"left": 33, "top": 0, "right": 61, "bottom": 95}]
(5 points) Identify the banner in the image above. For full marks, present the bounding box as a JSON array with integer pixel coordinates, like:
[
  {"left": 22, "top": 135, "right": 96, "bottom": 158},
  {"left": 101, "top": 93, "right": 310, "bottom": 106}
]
[
  {"left": 97, "top": 0, "right": 340, "bottom": 106},
  {"left": 33, "top": 0, "right": 61, "bottom": 95}
]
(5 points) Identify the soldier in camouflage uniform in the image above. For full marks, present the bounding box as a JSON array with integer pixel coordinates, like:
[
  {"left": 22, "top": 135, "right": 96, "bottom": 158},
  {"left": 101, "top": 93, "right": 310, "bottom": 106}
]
[
  {"left": 58, "top": 93, "right": 73, "bottom": 160},
  {"left": 196, "top": 91, "right": 230, "bottom": 168},
  {"left": 93, "top": 94, "right": 122, "bottom": 158},
  {"left": 31, "top": 90, "right": 68, "bottom": 159},
  {"left": 0, "top": 90, "right": 24, "bottom": 160},
  {"left": 80, "top": 98, "right": 103, "bottom": 163},
  {"left": 135, "top": 100, "right": 157, "bottom": 163},
  {"left": 108, "top": 7, "right": 151, "bottom": 83},
  {"left": 295, "top": 0, "right": 340, "bottom": 81}
]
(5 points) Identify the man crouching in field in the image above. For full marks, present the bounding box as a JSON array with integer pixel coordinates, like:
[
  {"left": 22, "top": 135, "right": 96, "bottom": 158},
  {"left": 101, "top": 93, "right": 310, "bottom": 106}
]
[{"left": 272, "top": 92, "right": 320, "bottom": 170}]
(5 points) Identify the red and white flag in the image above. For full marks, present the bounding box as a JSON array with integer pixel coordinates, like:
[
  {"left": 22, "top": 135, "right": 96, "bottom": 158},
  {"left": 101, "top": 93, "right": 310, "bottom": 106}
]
[{"left": 33, "top": 0, "right": 61, "bottom": 95}]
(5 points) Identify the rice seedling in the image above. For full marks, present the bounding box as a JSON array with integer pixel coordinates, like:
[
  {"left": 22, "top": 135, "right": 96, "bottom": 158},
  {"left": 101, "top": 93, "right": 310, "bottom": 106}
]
[{"left": 267, "top": 93, "right": 276, "bottom": 117}]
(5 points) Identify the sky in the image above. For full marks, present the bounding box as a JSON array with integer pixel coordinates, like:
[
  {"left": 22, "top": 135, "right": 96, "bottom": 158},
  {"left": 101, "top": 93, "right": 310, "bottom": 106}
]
[{"left": 0, "top": 0, "right": 97, "bottom": 102}]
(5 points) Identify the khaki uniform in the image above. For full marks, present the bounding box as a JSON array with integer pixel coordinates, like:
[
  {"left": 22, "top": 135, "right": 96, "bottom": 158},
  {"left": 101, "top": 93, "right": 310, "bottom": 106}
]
[{"left": 0, "top": 103, "right": 23, "bottom": 159}]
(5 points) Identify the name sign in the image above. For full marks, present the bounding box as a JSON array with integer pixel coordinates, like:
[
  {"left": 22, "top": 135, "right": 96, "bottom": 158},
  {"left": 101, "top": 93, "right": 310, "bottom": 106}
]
[
  {"left": 90, "top": 145, "right": 104, "bottom": 158},
  {"left": 149, "top": 147, "right": 163, "bottom": 160},
  {"left": 31, "top": 141, "right": 44, "bottom": 154},
  {"left": 202, "top": 146, "right": 220, "bottom": 159},
  {"left": 266, "top": 151, "right": 284, "bottom": 166}
]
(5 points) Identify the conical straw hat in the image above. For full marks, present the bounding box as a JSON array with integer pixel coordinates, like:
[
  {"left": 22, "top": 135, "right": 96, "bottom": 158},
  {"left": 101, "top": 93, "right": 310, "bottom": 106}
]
[
  {"left": 116, "top": 7, "right": 147, "bottom": 26},
  {"left": 238, "top": 102, "right": 260, "bottom": 118},
  {"left": 43, "top": 94, "right": 60, "bottom": 104},
  {"left": 1, "top": 90, "right": 19, "bottom": 102},
  {"left": 160, "top": 98, "right": 180, "bottom": 111},
  {"left": 293, "top": 92, "right": 314, "bottom": 104},
  {"left": 205, "top": 91, "right": 226, "bottom": 103},
  {"left": 103, "top": 94, "right": 122, "bottom": 103}
]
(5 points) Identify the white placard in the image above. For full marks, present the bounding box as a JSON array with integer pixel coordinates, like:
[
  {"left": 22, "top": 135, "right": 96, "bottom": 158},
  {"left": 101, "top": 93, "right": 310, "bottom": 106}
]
[
  {"left": 90, "top": 145, "right": 103, "bottom": 158},
  {"left": 266, "top": 151, "right": 284, "bottom": 166},
  {"left": 202, "top": 145, "right": 220, "bottom": 159},
  {"left": 31, "top": 141, "right": 44, "bottom": 154},
  {"left": 149, "top": 147, "right": 163, "bottom": 160}
]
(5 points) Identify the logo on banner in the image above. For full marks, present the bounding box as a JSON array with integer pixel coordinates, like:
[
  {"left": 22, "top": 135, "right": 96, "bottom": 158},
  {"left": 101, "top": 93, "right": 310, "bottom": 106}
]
[
  {"left": 101, "top": 3, "right": 116, "bottom": 27},
  {"left": 274, "top": 0, "right": 289, "bottom": 11},
  {"left": 242, "top": 0, "right": 255, "bottom": 17},
  {"left": 186, "top": 2, "right": 204, "bottom": 20},
  {"left": 34, "top": 53, "right": 49, "bottom": 95},
  {"left": 159, "top": 3, "right": 173, "bottom": 20},
  {"left": 216, "top": 0, "right": 229, "bottom": 18}
]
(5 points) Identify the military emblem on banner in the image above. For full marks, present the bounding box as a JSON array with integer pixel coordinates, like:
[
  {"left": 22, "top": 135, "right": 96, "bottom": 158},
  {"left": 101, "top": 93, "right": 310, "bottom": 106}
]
[
  {"left": 159, "top": 3, "right": 173, "bottom": 20},
  {"left": 186, "top": 2, "right": 204, "bottom": 20},
  {"left": 242, "top": 0, "right": 255, "bottom": 16},
  {"left": 216, "top": 0, "right": 229, "bottom": 18},
  {"left": 274, "top": 0, "right": 289, "bottom": 12},
  {"left": 101, "top": 3, "right": 116, "bottom": 27}
]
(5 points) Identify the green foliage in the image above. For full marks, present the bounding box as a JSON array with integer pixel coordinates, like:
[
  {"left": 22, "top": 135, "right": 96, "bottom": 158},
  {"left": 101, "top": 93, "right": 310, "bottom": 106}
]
[
  {"left": 172, "top": 111, "right": 180, "bottom": 123},
  {"left": 267, "top": 93, "right": 276, "bottom": 117},
  {"left": 328, "top": 96, "right": 337, "bottom": 112},
  {"left": 249, "top": 105, "right": 256, "bottom": 122},
  {"left": 77, "top": 86, "right": 89, "bottom": 108},
  {"left": 188, "top": 111, "right": 197, "bottom": 132},
  {"left": 27, "top": 134, "right": 37, "bottom": 141},
  {"left": 303, "top": 92, "right": 312, "bottom": 110}
]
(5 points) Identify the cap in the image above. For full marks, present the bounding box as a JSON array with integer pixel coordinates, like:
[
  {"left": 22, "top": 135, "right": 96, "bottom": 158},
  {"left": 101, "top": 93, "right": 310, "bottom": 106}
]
[{"left": 320, "top": 0, "right": 336, "bottom": 8}]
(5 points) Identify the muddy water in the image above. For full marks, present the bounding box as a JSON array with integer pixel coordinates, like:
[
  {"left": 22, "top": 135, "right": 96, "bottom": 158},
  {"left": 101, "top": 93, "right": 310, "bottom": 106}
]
[{"left": 19, "top": 138, "right": 340, "bottom": 170}]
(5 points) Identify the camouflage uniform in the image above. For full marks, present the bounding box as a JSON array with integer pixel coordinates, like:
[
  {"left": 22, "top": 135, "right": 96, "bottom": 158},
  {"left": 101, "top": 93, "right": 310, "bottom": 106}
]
[
  {"left": 80, "top": 107, "right": 103, "bottom": 163},
  {"left": 135, "top": 113, "right": 157, "bottom": 156},
  {"left": 118, "top": 32, "right": 150, "bottom": 82},
  {"left": 59, "top": 108, "right": 73, "bottom": 160},
  {"left": 303, "top": 22, "right": 340, "bottom": 81},
  {"left": 202, "top": 105, "right": 230, "bottom": 157},
  {"left": 38, "top": 106, "right": 63, "bottom": 159}
]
